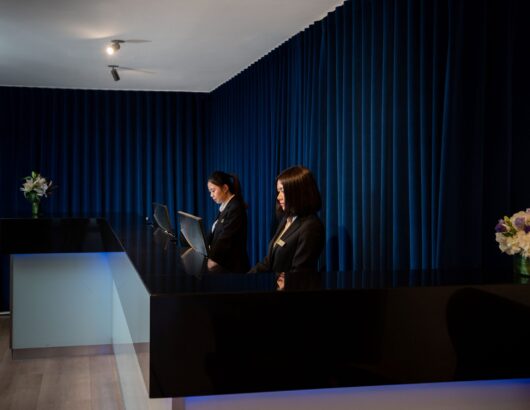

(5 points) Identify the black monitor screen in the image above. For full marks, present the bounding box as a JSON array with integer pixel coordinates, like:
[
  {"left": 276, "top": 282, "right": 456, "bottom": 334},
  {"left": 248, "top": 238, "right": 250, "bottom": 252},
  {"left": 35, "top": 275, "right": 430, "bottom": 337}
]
[
  {"left": 153, "top": 203, "right": 176, "bottom": 238},
  {"left": 177, "top": 211, "right": 208, "bottom": 256}
]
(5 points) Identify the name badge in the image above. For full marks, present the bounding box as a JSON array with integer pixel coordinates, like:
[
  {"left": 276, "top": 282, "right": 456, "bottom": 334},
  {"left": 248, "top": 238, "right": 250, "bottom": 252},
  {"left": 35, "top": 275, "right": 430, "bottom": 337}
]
[{"left": 276, "top": 239, "right": 285, "bottom": 247}]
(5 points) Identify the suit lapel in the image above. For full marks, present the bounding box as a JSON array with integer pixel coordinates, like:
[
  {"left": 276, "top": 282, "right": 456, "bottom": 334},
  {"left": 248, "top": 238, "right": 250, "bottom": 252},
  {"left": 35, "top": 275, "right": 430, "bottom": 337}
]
[
  {"left": 268, "top": 217, "right": 286, "bottom": 256},
  {"left": 280, "top": 217, "right": 302, "bottom": 242},
  {"left": 217, "top": 196, "right": 236, "bottom": 222},
  {"left": 268, "top": 216, "right": 303, "bottom": 258},
  {"left": 214, "top": 198, "right": 233, "bottom": 230}
]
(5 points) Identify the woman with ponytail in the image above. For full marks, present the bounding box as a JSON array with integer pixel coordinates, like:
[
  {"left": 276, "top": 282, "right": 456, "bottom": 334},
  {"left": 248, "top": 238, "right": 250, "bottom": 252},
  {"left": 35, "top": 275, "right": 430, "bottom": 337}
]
[{"left": 206, "top": 171, "right": 249, "bottom": 272}]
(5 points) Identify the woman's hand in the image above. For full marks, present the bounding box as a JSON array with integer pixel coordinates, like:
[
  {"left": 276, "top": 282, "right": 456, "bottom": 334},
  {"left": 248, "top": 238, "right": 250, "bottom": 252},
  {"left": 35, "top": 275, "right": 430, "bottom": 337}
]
[
  {"left": 207, "top": 259, "right": 219, "bottom": 271},
  {"left": 276, "top": 272, "right": 286, "bottom": 291}
]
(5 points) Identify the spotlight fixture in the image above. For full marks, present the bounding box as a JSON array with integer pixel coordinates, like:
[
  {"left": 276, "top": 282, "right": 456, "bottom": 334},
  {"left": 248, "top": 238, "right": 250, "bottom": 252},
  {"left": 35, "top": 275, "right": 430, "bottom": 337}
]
[
  {"left": 106, "top": 39, "right": 124, "bottom": 55},
  {"left": 109, "top": 65, "right": 120, "bottom": 81}
]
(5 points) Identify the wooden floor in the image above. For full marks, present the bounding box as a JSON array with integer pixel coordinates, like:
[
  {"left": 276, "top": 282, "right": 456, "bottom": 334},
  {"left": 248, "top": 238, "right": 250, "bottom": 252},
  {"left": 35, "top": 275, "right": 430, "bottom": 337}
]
[{"left": 0, "top": 316, "right": 124, "bottom": 410}]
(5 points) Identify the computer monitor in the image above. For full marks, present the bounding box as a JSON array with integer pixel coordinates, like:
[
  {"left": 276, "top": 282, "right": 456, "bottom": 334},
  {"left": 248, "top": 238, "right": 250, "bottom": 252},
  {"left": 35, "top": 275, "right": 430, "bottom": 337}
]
[
  {"left": 152, "top": 203, "right": 176, "bottom": 238},
  {"left": 177, "top": 211, "right": 208, "bottom": 256}
]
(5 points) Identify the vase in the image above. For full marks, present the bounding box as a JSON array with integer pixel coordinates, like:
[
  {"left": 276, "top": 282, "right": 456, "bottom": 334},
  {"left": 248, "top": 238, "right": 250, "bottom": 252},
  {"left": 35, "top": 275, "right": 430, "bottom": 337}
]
[
  {"left": 31, "top": 201, "right": 40, "bottom": 218},
  {"left": 513, "top": 254, "right": 530, "bottom": 276}
]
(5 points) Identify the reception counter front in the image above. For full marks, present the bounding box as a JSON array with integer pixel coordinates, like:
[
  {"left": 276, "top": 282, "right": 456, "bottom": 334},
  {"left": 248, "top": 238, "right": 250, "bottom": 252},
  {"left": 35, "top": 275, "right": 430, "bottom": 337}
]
[{"left": 1, "top": 215, "right": 529, "bottom": 409}]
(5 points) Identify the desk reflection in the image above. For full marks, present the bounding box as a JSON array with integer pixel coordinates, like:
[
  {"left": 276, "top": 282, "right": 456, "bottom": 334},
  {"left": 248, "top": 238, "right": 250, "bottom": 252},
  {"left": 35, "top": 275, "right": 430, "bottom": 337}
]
[{"left": 276, "top": 271, "right": 322, "bottom": 291}]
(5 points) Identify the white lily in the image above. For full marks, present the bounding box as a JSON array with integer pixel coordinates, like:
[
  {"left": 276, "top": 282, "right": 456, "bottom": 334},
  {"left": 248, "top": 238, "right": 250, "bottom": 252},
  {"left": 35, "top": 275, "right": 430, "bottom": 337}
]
[{"left": 20, "top": 172, "right": 54, "bottom": 199}]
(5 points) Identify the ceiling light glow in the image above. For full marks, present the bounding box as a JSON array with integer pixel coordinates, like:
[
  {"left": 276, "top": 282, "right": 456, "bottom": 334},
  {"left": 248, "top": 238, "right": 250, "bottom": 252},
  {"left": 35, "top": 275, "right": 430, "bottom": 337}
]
[{"left": 106, "top": 40, "right": 123, "bottom": 55}]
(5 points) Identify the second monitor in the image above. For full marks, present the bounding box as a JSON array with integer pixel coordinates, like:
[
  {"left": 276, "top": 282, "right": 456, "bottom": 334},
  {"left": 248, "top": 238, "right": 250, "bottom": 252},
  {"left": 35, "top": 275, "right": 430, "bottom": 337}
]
[{"left": 177, "top": 211, "right": 209, "bottom": 256}]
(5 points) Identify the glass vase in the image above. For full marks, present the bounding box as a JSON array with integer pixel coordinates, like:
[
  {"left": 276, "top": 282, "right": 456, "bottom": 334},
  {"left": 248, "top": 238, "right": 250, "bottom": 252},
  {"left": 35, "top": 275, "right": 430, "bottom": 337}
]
[
  {"left": 513, "top": 254, "right": 530, "bottom": 276},
  {"left": 31, "top": 201, "right": 40, "bottom": 218}
]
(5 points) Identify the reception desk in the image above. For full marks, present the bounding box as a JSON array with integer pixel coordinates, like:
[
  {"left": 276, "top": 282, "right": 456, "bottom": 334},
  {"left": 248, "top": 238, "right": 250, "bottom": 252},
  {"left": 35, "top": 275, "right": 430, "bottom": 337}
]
[
  {"left": 0, "top": 218, "right": 123, "bottom": 354},
  {"left": 1, "top": 215, "right": 530, "bottom": 408}
]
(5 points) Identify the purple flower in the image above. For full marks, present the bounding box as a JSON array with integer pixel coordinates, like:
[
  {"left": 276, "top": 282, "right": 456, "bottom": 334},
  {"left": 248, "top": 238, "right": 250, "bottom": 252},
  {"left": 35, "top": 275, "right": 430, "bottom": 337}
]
[
  {"left": 515, "top": 217, "right": 526, "bottom": 230},
  {"left": 525, "top": 225, "right": 530, "bottom": 234},
  {"left": 495, "top": 220, "right": 507, "bottom": 233}
]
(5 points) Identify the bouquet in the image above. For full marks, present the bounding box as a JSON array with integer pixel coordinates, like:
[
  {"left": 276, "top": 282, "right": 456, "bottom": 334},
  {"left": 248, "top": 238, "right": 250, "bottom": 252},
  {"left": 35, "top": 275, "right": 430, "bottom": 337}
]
[
  {"left": 20, "top": 171, "right": 56, "bottom": 216},
  {"left": 494, "top": 209, "right": 530, "bottom": 258},
  {"left": 20, "top": 171, "right": 54, "bottom": 201}
]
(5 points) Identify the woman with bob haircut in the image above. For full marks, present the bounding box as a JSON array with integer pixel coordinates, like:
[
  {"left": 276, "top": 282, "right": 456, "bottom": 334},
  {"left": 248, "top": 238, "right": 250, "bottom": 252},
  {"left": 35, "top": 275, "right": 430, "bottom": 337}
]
[
  {"left": 249, "top": 165, "right": 324, "bottom": 274},
  {"left": 207, "top": 171, "right": 249, "bottom": 272}
]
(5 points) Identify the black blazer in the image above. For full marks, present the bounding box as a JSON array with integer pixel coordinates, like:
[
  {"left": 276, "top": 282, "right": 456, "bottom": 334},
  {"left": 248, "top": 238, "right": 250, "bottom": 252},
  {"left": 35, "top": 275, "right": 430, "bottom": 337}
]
[
  {"left": 207, "top": 196, "right": 249, "bottom": 272},
  {"left": 249, "top": 214, "right": 324, "bottom": 274}
]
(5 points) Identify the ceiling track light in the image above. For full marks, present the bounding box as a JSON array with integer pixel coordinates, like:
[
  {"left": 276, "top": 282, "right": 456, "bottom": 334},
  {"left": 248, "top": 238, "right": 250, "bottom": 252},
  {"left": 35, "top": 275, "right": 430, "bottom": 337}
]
[
  {"left": 109, "top": 65, "right": 120, "bottom": 81},
  {"left": 106, "top": 39, "right": 125, "bottom": 55}
]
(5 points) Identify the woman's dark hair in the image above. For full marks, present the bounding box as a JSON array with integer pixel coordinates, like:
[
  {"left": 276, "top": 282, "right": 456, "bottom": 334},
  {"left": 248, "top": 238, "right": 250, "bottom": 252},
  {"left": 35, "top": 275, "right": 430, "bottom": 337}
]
[
  {"left": 276, "top": 166, "right": 322, "bottom": 217},
  {"left": 208, "top": 171, "right": 243, "bottom": 198}
]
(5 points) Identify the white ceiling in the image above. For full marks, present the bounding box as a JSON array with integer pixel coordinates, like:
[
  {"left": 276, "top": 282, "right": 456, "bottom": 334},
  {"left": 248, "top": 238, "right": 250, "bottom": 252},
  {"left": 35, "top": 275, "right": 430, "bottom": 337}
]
[{"left": 0, "top": 0, "right": 344, "bottom": 92}]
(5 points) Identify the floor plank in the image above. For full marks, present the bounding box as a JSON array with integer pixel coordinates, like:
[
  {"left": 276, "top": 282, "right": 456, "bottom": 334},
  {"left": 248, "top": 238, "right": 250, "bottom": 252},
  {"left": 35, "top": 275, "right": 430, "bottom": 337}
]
[
  {"left": 0, "top": 316, "right": 124, "bottom": 410},
  {"left": 89, "top": 355, "right": 124, "bottom": 410}
]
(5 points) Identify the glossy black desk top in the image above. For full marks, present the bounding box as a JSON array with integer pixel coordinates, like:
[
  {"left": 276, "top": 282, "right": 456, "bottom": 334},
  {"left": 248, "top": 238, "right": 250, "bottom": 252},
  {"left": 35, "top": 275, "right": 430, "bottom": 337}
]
[
  {"left": 1, "top": 213, "right": 527, "bottom": 296},
  {"left": 0, "top": 217, "right": 123, "bottom": 254},
  {"left": 104, "top": 213, "right": 530, "bottom": 295}
]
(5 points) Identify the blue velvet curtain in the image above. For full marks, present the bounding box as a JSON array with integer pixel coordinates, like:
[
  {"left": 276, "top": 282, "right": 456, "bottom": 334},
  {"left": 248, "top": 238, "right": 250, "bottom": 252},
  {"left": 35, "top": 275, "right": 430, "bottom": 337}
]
[
  {"left": 1, "top": 0, "right": 530, "bottom": 280},
  {"left": 0, "top": 88, "right": 209, "bottom": 222},
  {"left": 209, "top": 0, "right": 530, "bottom": 273}
]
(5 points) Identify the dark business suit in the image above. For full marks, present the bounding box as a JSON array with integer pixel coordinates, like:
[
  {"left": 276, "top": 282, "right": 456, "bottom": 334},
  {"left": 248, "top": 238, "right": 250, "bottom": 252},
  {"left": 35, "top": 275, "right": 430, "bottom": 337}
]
[
  {"left": 249, "top": 214, "right": 324, "bottom": 273},
  {"left": 207, "top": 196, "right": 249, "bottom": 272}
]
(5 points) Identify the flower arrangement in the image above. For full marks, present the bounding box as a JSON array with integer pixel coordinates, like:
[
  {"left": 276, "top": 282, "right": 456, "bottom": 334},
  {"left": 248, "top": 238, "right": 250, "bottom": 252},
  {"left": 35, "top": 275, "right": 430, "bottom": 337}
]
[
  {"left": 20, "top": 171, "right": 55, "bottom": 217},
  {"left": 494, "top": 209, "right": 530, "bottom": 258}
]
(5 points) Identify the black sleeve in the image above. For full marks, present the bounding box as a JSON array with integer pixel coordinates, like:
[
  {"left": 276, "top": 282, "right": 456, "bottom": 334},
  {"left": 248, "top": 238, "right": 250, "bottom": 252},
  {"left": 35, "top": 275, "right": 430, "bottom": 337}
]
[
  {"left": 289, "top": 217, "right": 325, "bottom": 273},
  {"left": 248, "top": 252, "right": 272, "bottom": 273}
]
